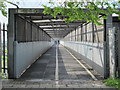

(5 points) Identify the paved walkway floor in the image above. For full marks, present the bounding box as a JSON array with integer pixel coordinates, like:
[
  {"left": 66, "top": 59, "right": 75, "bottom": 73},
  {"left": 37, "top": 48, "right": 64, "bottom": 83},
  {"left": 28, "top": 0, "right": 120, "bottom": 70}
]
[
  {"left": 17, "top": 45, "right": 101, "bottom": 81},
  {"left": 2, "top": 45, "right": 117, "bottom": 89}
]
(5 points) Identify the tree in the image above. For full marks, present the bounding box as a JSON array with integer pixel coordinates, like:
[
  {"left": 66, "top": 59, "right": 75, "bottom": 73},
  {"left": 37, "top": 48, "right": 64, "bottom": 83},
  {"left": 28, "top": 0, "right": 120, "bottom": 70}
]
[
  {"left": 0, "top": 0, "right": 19, "bottom": 17},
  {"left": 0, "top": 0, "right": 7, "bottom": 16},
  {"left": 43, "top": 0, "right": 120, "bottom": 25},
  {"left": 1, "top": 0, "right": 120, "bottom": 25}
]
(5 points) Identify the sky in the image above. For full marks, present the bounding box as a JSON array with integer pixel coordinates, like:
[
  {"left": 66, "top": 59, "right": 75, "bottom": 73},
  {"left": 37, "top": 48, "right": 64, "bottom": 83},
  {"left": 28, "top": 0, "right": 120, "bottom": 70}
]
[
  {"left": 0, "top": 0, "right": 51, "bottom": 24},
  {"left": 0, "top": 0, "right": 51, "bottom": 42}
]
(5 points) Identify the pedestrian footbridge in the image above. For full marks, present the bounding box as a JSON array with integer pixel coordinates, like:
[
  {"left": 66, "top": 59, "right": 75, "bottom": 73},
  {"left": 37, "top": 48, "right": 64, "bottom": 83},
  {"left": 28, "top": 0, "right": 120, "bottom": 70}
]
[
  {"left": 7, "top": 8, "right": 120, "bottom": 81},
  {"left": 18, "top": 45, "right": 102, "bottom": 81}
]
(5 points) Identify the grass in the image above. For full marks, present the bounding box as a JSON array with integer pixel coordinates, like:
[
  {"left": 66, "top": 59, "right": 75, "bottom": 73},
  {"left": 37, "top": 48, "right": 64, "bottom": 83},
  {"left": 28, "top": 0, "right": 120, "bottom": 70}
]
[
  {"left": 1, "top": 48, "right": 8, "bottom": 79},
  {"left": 1, "top": 59, "right": 8, "bottom": 79},
  {"left": 1, "top": 57, "right": 7, "bottom": 68},
  {"left": 0, "top": 73, "right": 8, "bottom": 79},
  {"left": 103, "top": 78, "right": 120, "bottom": 89},
  {"left": 1, "top": 56, "right": 8, "bottom": 60}
]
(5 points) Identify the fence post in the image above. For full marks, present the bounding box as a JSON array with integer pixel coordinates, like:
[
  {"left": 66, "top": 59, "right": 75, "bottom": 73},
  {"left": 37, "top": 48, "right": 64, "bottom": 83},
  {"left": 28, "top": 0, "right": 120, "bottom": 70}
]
[
  {"left": 3, "top": 23, "right": 6, "bottom": 73},
  {"left": 0, "top": 23, "right": 1, "bottom": 74},
  {"left": 104, "top": 16, "right": 110, "bottom": 79}
]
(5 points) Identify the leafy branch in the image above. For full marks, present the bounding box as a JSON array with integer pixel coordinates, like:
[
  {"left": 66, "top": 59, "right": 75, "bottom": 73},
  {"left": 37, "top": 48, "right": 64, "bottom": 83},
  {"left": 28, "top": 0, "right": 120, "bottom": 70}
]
[
  {"left": 43, "top": 1, "right": 120, "bottom": 25},
  {"left": 0, "top": 0, "right": 19, "bottom": 17},
  {"left": 0, "top": 0, "right": 7, "bottom": 16}
]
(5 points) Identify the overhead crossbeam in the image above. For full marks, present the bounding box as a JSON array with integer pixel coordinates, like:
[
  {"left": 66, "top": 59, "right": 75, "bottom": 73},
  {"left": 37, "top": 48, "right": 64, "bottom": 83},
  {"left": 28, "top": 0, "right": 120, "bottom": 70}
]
[{"left": 16, "top": 8, "right": 86, "bottom": 39}]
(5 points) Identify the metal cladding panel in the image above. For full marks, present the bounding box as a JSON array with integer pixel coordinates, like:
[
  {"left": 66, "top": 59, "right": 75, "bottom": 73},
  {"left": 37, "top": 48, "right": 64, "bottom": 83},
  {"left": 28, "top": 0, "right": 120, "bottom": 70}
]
[
  {"left": 61, "top": 41, "right": 104, "bottom": 76},
  {"left": 14, "top": 41, "right": 53, "bottom": 78}
]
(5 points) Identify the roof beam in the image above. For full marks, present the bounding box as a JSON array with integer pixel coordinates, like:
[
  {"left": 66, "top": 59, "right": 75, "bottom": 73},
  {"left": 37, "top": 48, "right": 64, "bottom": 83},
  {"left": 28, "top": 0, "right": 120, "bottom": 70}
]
[
  {"left": 36, "top": 23, "right": 82, "bottom": 26},
  {"left": 41, "top": 27, "right": 76, "bottom": 29}
]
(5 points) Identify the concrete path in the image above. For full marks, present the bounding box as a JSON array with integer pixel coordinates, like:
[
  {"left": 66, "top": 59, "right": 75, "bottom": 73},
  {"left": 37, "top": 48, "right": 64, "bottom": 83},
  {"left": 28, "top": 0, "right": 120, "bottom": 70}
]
[
  {"left": 17, "top": 44, "right": 99, "bottom": 81},
  {"left": 2, "top": 45, "right": 117, "bottom": 89}
]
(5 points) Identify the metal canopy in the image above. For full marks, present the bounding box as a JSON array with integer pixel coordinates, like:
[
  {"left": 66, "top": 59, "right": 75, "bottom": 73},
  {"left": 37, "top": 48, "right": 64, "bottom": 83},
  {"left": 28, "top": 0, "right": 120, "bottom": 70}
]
[{"left": 16, "top": 8, "right": 86, "bottom": 39}]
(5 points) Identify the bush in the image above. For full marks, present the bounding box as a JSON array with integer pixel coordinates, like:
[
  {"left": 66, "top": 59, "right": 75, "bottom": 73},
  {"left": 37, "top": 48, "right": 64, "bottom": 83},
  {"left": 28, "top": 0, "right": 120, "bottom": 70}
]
[{"left": 103, "top": 78, "right": 120, "bottom": 89}]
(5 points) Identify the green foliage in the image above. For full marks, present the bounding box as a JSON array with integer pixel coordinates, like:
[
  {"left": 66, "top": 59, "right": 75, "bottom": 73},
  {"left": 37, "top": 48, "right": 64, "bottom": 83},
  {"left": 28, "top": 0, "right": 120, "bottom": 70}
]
[
  {"left": 0, "top": 0, "right": 7, "bottom": 17},
  {"left": 43, "top": 1, "right": 120, "bottom": 25},
  {"left": 0, "top": 0, "right": 19, "bottom": 16},
  {"left": 1, "top": 56, "right": 8, "bottom": 60},
  {"left": 0, "top": 73, "right": 8, "bottom": 79},
  {"left": 103, "top": 78, "right": 120, "bottom": 89}
]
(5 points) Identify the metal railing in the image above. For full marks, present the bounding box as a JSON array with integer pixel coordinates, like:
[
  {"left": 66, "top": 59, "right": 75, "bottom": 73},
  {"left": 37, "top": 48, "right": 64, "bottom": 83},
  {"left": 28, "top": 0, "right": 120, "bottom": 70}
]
[{"left": 0, "top": 23, "right": 8, "bottom": 74}]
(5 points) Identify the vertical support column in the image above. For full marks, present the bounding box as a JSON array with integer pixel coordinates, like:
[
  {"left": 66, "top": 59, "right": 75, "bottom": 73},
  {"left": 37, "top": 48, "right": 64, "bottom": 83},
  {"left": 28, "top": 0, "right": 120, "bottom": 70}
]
[
  {"left": 85, "top": 24, "right": 87, "bottom": 41},
  {"left": 39, "top": 30, "right": 41, "bottom": 41},
  {"left": 104, "top": 18, "right": 109, "bottom": 79},
  {"left": 0, "top": 23, "right": 1, "bottom": 74},
  {"left": 79, "top": 27, "right": 80, "bottom": 41},
  {"left": 81, "top": 25, "right": 83, "bottom": 41},
  {"left": 37, "top": 27, "right": 39, "bottom": 41},
  {"left": 8, "top": 9, "right": 16, "bottom": 79},
  {"left": 77, "top": 27, "right": 79, "bottom": 41},
  {"left": 92, "top": 22, "right": 95, "bottom": 43},
  {"left": 41, "top": 31, "right": 43, "bottom": 41},
  {"left": 41, "top": 30, "right": 42, "bottom": 41},
  {"left": 109, "top": 24, "right": 115, "bottom": 78},
  {"left": 43, "top": 31, "right": 44, "bottom": 41},
  {"left": 70, "top": 30, "right": 72, "bottom": 41},
  {"left": 3, "top": 24, "right": 6, "bottom": 73},
  {"left": 76, "top": 28, "right": 78, "bottom": 41},
  {"left": 118, "top": 24, "right": 120, "bottom": 78},
  {"left": 104, "top": 14, "right": 113, "bottom": 78},
  {"left": 30, "top": 17, "right": 32, "bottom": 42},
  {"left": 75, "top": 28, "right": 76, "bottom": 41}
]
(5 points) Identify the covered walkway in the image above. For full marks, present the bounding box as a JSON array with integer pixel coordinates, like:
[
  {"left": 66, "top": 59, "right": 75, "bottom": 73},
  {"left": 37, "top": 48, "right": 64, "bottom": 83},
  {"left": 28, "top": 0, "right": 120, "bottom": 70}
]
[
  {"left": 18, "top": 44, "right": 102, "bottom": 81},
  {"left": 4, "top": 8, "right": 119, "bottom": 89},
  {"left": 3, "top": 45, "right": 109, "bottom": 89}
]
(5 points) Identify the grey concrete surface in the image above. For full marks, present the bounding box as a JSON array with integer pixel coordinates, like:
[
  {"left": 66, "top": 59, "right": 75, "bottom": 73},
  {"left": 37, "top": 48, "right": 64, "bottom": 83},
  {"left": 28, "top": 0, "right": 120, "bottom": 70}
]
[
  {"left": 14, "top": 41, "right": 53, "bottom": 78},
  {"left": 2, "top": 45, "right": 117, "bottom": 89},
  {"left": 61, "top": 41, "right": 104, "bottom": 76},
  {"left": 17, "top": 45, "right": 95, "bottom": 81}
]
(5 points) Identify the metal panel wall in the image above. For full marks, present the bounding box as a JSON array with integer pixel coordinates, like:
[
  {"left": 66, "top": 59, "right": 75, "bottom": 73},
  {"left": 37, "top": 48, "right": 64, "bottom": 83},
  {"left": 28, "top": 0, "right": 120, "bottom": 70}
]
[
  {"left": 61, "top": 21, "right": 104, "bottom": 76},
  {"left": 61, "top": 41, "right": 104, "bottom": 76},
  {"left": 14, "top": 41, "right": 53, "bottom": 78},
  {"left": 15, "top": 15, "right": 51, "bottom": 42},
  {"left": 8, "top": 9, "right": 53, "bottom": 78}
]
